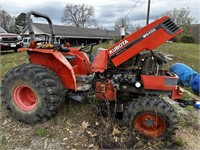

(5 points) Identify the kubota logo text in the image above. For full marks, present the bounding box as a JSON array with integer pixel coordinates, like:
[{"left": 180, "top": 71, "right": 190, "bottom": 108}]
[
  {"left": 143, "top": 28, "right": 156, "bottom": 38},
  {"left": 109, "top": 40, "right": 129, "bottom": 55}
]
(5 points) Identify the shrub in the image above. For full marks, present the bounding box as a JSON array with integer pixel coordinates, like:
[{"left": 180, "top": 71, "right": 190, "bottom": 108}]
[{"left": 181, "top": 35, "right": 195, "bottom": 43}]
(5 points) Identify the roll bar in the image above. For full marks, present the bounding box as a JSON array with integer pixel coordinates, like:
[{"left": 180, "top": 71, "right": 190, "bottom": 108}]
[{"left": 26, "top": 11, "right": 55, "bottom": 44}]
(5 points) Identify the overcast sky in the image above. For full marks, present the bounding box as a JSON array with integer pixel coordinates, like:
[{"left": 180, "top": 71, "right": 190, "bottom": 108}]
[{"left": 0, "top": 0, "right": 199, "bottom": 30}]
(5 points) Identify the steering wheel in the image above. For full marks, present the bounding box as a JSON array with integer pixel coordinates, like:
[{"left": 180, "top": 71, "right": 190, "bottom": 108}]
[{"left": 79, "top": 43, "right": 98, "bottom": 55}]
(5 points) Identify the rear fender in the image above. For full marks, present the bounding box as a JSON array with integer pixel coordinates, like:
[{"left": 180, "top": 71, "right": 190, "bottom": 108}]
[{"left": 28, "top": 49, "right": 76, "bottom": 90}]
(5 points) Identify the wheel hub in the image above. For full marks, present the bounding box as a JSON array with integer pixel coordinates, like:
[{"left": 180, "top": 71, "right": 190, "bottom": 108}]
[
  {"left": 134, "top": 112, "right": 166, "bottom": 138},
  {"left": 144, "top": 118, "right": 154, "bottom": 127},
  {"left": 13, "top": 85, "right": 37, "bottom": 111}
]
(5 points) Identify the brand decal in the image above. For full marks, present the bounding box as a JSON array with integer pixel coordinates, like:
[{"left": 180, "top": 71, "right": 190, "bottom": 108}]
[
  {"left": 109, "top": 40, "right": 129, "bottom": 55},
  {"left": 143, "top": 28, "right": 156, "bottom": 38}
]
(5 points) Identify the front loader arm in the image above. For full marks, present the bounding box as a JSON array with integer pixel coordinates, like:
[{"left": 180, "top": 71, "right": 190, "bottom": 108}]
[{"left": 107, "top": 16, "right": 183, "bottom": 67}]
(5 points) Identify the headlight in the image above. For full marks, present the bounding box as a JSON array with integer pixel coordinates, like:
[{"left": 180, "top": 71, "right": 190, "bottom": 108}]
[{"left": 17, "top": 35, "right": 22, "bottom": 40}]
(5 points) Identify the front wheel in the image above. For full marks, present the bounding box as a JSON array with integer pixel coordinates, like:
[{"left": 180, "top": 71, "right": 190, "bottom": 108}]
[
  {"left": 126, "top": 96, "right": 178, "bottom": 139},
  {"left": 1, "top": 63, "right": 65, "bottom": 123}
]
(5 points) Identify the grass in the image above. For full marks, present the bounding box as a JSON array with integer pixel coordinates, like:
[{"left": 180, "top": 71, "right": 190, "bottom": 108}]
[
  {"left": 93, "top": 42, "right": 114, "bottom": 50},
  {"left": 0, "top": 134, "right": 7, "bottom": 143},
  {"left": 175, "top": 138, "right": 185, "bottom": 147},
  {"left": 35, "top": 128, "right": 49, "bottom": 137},
  {"left": 157, "top": 43, "right": 200, "bottom": 72},
  {"left": 0, "top": 51, "right": 28, "bottom": 80},
  {"left": 183, "top": 91, "right": 192, "bottom": 99},
  {"left": 185, "top": 105, "right": 194, "bottom": 111}
]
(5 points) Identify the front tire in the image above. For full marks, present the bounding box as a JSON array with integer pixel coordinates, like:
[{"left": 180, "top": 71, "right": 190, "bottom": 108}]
[
  {"left": 1, "top": 63, "right": 65, "bottom": 123},
  {"left": 126, "top": 96, "right": 178, "bottom": 139}
]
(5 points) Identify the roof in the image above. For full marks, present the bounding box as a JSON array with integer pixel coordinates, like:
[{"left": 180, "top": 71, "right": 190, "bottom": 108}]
[{"left": 22, "top": 23, "right": 120, "bottom": 39}]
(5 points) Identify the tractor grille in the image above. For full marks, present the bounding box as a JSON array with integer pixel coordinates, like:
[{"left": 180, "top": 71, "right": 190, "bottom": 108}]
[
  {"left": 2, "top": 37, "right": 18, "bottom": 43},
  {"left": 161, "top": 18, "right": 180, "bottom": 34}
]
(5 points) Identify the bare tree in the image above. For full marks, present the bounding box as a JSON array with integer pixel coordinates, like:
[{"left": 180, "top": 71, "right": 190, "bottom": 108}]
[
  {"left": 0, "top": 10, "right": 14, "bottom": 31},
  {"left": 163, "top": 7, "right": 196, "bottom": 26},
  {"left": 61, "top": 4, "right": 97, "bottom": 28},
  {"left": 114, "top": 17, "right": 131, "bottom": 33},
  {"left": 131, "top": 23, "right": 142, "bottom": 32},
  {"left": 96, "top": 25, "right": 107, "bottom": 30}
]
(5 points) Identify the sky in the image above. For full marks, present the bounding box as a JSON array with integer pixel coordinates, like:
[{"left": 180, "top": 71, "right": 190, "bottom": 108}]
[{"left": 0, "top": 0, "right": 199, "bottom": 30}]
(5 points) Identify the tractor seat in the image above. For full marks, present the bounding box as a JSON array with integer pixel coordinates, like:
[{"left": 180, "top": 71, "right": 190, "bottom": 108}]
[{"left": 64, "top": 55, "right": 76, "bottom": 61}]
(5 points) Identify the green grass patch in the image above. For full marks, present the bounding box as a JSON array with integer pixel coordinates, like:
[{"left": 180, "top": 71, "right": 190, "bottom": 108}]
[
  {"left": 185, "top": 105, "right": 194, "bottom": 111},
  {"left": 157, "top": 43, "right": 200, "bottom": 72},
  {"left": 183, "top": 92, "right": 192, "bottom": 99},
  {"left": 93, "top": 42, "right": 114, "bottom": 52},
  {"left": 0, "top": 135, "right": 8, "bottom": 150},
  {"left": 0, "top": 51, "right": 28, "bottom": 80},
  {"left": 35, "top": 128, "right": 49, "bottom": 137},
  {"left": 0, "top": 135, "right": 8, "bottom": 146},
  {"left": 175, "top": 138, "right": 185, "bottom": 147}
]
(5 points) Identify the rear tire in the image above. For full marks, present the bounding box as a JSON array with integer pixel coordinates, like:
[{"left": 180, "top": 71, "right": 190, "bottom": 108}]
[
  {"left": 126, "top": 96, "right": 178, "bottom": 139},
  {"left": 1, "top": 63, "right": 65, "bottom": 123}
]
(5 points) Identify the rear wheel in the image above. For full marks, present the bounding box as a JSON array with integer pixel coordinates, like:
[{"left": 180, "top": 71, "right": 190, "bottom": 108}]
[
  {"left": 126, "top": 96, "right": 178, "bottom": 139},
  {"left": 13, "top": 85, "right": 37, "bottom": 111},
  {"left": 1, "top": 63, "right": 65, "bottom": 123}
]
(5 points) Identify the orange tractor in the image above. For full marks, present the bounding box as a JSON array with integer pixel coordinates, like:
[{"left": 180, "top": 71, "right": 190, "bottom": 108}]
[{"left": 1, "top": 11, "right": 183, "bottom": 139}]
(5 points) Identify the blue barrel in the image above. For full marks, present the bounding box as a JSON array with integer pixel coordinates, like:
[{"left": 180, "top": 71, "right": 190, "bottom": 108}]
[
  {"left": 191, "top": 74, "right": 200, "bottom": 94},
  {"left": 194, "top": 102, "right": 200, "bottom": 109},
  {"left": 170, "top": 63, "right": 198, "bottom": 87}
]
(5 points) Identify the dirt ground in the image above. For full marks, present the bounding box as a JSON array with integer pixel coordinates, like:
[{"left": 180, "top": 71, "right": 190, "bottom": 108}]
[
  {"left": 164, "top": 96, "right": 200, "bottom": 150},
  {"left": 0, "top": 96, "right": 200, "bottom": 149}
]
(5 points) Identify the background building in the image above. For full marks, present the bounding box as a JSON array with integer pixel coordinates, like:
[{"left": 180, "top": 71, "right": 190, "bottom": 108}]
[{"left": 21, "top": 23, "right": 120, "bottom": 46}]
